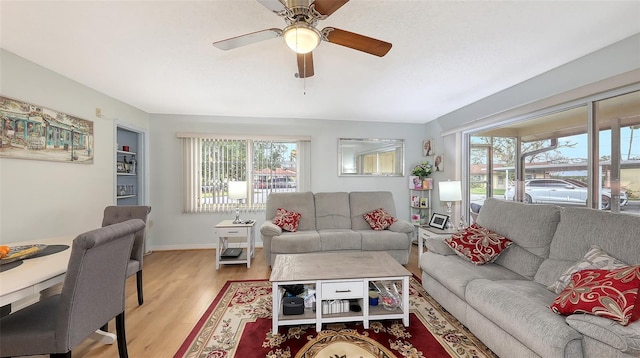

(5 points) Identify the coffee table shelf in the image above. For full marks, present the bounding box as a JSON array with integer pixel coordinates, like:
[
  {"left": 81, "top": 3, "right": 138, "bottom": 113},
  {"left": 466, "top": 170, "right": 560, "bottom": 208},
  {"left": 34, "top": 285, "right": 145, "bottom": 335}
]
[{"left": 270, "top": 252, "right": 411, "bottom": 334}]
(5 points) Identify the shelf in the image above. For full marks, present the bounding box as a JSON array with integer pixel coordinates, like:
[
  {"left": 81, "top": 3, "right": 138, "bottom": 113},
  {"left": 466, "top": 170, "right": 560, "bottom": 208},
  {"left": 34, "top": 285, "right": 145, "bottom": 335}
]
[
  {"left": 219, "top": 249, "right": 248, "bottom": 262},
  {"left": 410, "top": 188, "right": 431, "bottom": 227},
  {"left": 117, "top": 195, "right": 136, "bottom": 199},
  {"left": 278, "top": 307, "right": 316, "bottom": 322},
  {"left": 117, "top": 172, "right": 136, "bottom": 176},
  {"left": 116, "top": 150, "right": 136, "bottom": 156}
]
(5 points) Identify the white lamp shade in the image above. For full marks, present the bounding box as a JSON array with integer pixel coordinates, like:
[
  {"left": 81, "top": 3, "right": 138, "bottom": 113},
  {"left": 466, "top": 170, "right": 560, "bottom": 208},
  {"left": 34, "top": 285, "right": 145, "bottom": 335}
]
[
  {"left": 439, "top": 180, "right": 462, "bottom": 202},
  {"left": 283, "top": 23, "right": 320, "bottom": 54},
  {"left": 228, "top": 181, "right": 247, "bottom": 200}
]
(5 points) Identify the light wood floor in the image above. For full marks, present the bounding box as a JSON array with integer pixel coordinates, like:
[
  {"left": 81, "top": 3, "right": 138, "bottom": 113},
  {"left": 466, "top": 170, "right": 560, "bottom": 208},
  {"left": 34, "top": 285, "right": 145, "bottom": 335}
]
[{"left": 67, "top": 247, "right": 423, "bottom": 358}]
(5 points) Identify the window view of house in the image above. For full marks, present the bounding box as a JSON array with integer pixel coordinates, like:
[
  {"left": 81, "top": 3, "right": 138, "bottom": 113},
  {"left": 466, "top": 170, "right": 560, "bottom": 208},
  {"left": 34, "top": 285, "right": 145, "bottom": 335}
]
[{"left": 468, "top": 90, "right": 640, "bottom": 217}]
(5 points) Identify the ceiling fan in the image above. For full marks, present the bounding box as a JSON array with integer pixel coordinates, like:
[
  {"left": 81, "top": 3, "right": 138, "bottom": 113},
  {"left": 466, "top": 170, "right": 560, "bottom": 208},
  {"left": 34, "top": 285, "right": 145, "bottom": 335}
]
[{"left": 212, "top": 0, "right": 392, "bottom": 78}]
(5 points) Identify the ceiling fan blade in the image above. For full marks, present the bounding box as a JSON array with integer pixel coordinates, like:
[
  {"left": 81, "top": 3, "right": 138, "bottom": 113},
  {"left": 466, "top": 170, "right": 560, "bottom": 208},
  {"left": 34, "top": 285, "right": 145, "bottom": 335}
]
[
  {"left": 323, "top": 27, "right": 392, "bottom": 57},
  {"left": 213, "top": 28, "right": 282, "bottom": 50},
  {"left": 313, "top": 0, "right": 349, "bottom": 17},
  {"left": 257, "top": 0, "right": 287, "bottom": 15},
  {"left": 297, "top": 52, "right": 314, "bottom": 78}
]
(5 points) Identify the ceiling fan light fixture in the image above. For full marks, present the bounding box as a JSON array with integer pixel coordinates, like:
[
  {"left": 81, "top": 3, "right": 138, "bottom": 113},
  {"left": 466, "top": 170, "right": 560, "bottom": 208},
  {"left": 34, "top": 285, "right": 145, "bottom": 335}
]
[{"left": 283, "top": 22, "right": 320, "bottom": 54}]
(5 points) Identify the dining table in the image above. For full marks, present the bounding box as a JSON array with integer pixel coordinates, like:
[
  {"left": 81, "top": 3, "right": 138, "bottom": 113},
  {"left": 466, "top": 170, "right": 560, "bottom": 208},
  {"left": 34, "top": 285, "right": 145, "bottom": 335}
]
[{"left": 0, "top": 236, "right": 117, "bottom": 344}]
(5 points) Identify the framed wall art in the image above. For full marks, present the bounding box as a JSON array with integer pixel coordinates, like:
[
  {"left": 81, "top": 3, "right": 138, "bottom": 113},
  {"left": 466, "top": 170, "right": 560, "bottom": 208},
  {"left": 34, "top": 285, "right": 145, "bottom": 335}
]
[
  {"left": 434, "top": 154, "right": 444, "bottom": 172},
  {"left": 422, "top": 139, "right": 434, "bottom": 156},
  {"left": 0, "top": 96, "right": 94, "bottom": 163}
]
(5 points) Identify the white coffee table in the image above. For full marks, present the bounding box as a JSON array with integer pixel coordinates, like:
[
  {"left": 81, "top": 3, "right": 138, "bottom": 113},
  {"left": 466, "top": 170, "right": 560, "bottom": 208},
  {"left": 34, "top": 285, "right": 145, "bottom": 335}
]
[{"left": 269, "top": 251, "right": 411, "bottom": 333}]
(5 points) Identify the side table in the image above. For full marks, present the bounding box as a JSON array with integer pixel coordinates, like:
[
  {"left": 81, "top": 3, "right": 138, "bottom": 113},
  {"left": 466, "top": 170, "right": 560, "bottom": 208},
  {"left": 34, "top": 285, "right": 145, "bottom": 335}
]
[
  {"left": 214, "top": 219, "right": 256, "bottom": 269},
  {"left": 418, "top": 226, "right": 457, "bottom": 260}
]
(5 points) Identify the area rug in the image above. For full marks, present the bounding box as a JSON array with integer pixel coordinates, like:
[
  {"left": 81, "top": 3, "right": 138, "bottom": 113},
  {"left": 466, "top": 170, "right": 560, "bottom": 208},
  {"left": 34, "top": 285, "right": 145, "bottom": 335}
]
[{"left": 174, "top": 277, "right": 497, "bottom": 358}]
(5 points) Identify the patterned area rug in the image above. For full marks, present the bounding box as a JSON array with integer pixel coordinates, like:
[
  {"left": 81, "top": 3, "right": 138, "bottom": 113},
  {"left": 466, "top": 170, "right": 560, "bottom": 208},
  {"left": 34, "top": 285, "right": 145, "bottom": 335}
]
[{"left": 174, "top": 277, "right": 497, "bottom": 358}]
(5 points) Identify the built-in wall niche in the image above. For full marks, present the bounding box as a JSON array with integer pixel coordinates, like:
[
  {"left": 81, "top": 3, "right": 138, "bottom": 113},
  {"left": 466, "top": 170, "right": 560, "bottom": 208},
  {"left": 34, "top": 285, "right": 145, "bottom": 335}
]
[
  {"left": 116, "top": 125, "right": 145, "bottom": 205},
  {"left": 338, "top": 138, "right": 404, "bottom": 176}
]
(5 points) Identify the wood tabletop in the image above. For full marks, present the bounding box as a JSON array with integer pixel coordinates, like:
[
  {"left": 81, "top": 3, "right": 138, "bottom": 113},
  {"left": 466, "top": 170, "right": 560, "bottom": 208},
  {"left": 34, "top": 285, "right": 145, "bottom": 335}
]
[{"left": 270, "top": 251, "right": 411, "bottom": 282}]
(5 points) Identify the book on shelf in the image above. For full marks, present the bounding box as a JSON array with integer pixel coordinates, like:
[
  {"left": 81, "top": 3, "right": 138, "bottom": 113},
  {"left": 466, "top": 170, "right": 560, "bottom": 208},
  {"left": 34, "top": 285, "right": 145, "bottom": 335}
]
[
  {"left": 420, "top": 197, "right": 429, "bottom": 208},
  {"left": 411, "top": 195, "right": 420, "bottom": 207},
  {"left": 411, "top": 214, "right": 421, "bottom": 225}
]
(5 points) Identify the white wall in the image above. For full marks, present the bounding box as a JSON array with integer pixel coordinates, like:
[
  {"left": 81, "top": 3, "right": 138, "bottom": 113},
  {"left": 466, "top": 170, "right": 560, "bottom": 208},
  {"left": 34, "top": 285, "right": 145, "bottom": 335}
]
[
  {"left": 148, "top": 114, "right": 427, "bottom": 250},
  {"left": 436, "top": 34, "right": 640, "bottom": 133},
  {"left": 0, "top": 49, "right": 149, "bottom": 243}
]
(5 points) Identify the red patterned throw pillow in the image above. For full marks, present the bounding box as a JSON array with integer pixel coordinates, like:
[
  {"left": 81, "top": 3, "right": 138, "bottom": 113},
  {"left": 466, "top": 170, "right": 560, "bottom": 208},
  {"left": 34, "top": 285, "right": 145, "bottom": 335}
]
[
  {"left": 550, "top": 265, "right": 640, "bottom": 326},
  {"left": 363, "top": 208, "right": 397, "bottom": 231},
  {"left": 272, "top": 208, "right": 302, "bottom": 232},
  {"left": 444, "top": 223, "right": 513, "bottom": 265}
]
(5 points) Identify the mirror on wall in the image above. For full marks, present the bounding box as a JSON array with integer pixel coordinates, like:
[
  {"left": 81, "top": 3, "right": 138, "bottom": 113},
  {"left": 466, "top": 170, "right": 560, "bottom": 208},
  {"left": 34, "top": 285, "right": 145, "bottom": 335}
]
[{"left": 338, "top": 138, "right": 404, "bottom": 176}]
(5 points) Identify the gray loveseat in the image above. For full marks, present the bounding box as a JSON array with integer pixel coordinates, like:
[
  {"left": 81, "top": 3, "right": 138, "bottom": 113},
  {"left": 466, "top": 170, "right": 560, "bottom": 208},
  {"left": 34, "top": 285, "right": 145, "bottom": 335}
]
[
  {"left": 420, "top": 198, "right": 640, "bottom": 358},
  {"left": 260, "top": 191, "right": 414, "bottom": 266}
]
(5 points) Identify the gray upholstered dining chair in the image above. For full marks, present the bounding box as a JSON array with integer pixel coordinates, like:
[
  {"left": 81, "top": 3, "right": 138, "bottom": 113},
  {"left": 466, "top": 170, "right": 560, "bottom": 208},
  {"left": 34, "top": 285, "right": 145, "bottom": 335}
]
[
  {"left": 0, "top": 219, "right": 145, "bottom": 358},
  {"left": 102, "top": 205, "right": 151, "bottom": 306}
]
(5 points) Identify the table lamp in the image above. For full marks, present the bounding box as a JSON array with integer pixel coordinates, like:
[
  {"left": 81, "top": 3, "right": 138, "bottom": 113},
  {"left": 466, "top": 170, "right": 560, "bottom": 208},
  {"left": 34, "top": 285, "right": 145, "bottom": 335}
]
[
  {"left": 228, "top": 181, "right": 247, "bottom": 224},
  {"left": 439, "top": 180, "right": 462, "bottom": 230}
]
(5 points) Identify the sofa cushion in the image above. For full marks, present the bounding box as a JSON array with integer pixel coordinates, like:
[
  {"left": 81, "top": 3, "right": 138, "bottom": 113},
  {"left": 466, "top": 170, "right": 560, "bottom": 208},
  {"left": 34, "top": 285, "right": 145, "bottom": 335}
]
[
  {"left": 363, "top": 208, "right": 397, "bottom": 231},
  {"left": 476, "top": 198, "right": 560, "bottom": 278},
  {"left": 314, "top": 192, "right": 351, "bottom": 230},
  {"left": 465, "top": 279, "right": 583, "bottom": 358},
  {"left": 566, "top": 314, "right": 640, "bottom": 354},
  {"left": 359, "top": 230, "right": 410, "bottom": 251},
  {"left": 536, "top": 207, "right": 640, "bottom": 288},
  {"left": 270, "top": 231, "right": 321, "bottom": 254},
  {"left": 445, "top": 223, "right": 512, "bottom": 265},
  {"left": 272, "top": 208, "right": 302, "bottom": 232},
  {"left": 349, "top": 191, "right": 397, "bottom": 231},
  {"left": 419, "top": 252, "right": 526, "bottom": 299},
  {"left": 265, "top": 192, "right": 316, "bottom": 231},
  {"left": 550, "top": 265, "right": 640, "bottom": 326},
  {"left": 548, "top": 245, "right": 628, "bottom": 294},
  {"left": 318, "top": 229, "right": 362, "bottom": 251}
]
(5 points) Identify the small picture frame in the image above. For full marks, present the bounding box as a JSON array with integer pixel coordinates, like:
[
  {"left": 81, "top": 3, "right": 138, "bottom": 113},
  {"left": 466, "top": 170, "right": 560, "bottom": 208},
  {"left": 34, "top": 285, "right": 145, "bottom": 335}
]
[
  {"left": 419, "top": 197, "right": 428, "bottom": 208},
  {"left": 411, "top": 195, "right": 420, "bottom": 207},
  {"left": 409, "top": 176, "right": 422, "bottom": 189},
  {"left": 411, "top": 214, "right": 421, "bottom": 225},
  {"left": 429, "top": 213, "right": 449, "bottom": 230},
  {"left": 117, "top": 161, "right": 126, "bottom": 173},
  {"left": 422, "top": 178, "right": 433, "bottom": 190}
]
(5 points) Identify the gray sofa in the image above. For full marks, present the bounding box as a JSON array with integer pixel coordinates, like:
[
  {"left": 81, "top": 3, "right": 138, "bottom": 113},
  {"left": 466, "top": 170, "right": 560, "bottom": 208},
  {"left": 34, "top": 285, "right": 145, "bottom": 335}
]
[
  {"left": 260, "top": 191, "right": 414, "bottom": 266},
  {"left": 420, "top": 198, "right": 640, "bottom": 358}
]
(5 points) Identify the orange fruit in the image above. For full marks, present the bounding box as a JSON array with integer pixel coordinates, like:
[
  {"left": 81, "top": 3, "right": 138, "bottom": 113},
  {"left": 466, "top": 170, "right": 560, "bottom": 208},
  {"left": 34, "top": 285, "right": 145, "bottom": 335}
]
[{"left": 0, "top": 245, "right": 9, "bottom": 258}]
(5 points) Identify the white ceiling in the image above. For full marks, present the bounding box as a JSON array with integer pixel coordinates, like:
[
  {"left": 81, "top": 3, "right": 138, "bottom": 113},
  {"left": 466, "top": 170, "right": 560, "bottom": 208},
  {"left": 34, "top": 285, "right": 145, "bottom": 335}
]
[{"left": 1, "top": 1, "right": 639, "bottom": 124}]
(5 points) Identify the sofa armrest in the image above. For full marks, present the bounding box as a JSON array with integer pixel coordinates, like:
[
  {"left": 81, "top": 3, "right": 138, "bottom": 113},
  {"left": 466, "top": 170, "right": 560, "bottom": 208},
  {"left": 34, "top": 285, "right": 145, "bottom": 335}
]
[
  {"left": 389, "top": 219, "right": 414, "bottom": 234},
  {"left": 566, "top": 314, "right": 640, "bottom": 354},
  {"left": 260, "top": 221, "right": 282, "bottom": 237},
  {"left": 424, "top": 238, "right": 456, "bottom": 256},
  {"left": 260, "top": 221, "right": 282, "bottom": 267}
]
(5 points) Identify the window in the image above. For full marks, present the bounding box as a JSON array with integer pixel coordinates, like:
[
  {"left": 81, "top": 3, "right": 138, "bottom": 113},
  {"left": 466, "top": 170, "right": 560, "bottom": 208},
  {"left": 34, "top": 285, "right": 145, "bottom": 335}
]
[
  {"left": 465, "top": 87, "right": 639, "bottom": 216},
  {"left": 180, "top": 135, "right": 310, "bottom": 213}
]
